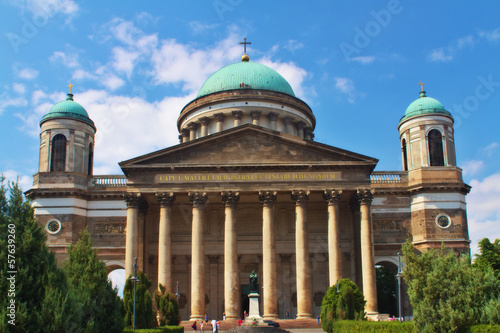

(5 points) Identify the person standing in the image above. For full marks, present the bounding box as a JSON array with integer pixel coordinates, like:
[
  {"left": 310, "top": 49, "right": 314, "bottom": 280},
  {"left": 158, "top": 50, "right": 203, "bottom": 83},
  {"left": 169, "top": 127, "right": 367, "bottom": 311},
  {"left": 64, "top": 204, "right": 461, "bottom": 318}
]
[
  {"left": 211, "top": 318, "right": 217, "bottom": 332},
  {"left": 200, "top": 321, "right": 204, "bottom": 333},
  {"left": 223, "top": 312, "right": 226, "bottom": 320},
  {"left": 191, "top": 321, "right": 197, "bottom": 332}
]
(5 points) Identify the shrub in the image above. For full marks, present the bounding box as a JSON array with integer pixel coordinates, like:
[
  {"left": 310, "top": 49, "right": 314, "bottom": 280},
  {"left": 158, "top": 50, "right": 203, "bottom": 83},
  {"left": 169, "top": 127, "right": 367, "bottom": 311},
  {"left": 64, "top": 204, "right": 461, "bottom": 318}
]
[
  {"left": 124, "top": 271, "right": 154, "bottom": 329},
  {"left": 154, "top": 284, "right": 180, "bottom": 326},
  {"left": 320, "top": 278, "right": 366, "bottom": 332},
  {"left": 330, "top": 320, "right": 416, "bottom": 332}
]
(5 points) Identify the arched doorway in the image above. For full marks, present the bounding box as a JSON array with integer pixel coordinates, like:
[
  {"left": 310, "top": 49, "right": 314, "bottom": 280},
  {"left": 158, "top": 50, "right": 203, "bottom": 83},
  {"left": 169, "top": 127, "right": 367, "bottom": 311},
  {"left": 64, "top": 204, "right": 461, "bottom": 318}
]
[
  {"left": 106, "top": 261, "right": 125, "bottom": 298},
  {"left": 375, "top": 261, "right": 398, "bottom": 317}
]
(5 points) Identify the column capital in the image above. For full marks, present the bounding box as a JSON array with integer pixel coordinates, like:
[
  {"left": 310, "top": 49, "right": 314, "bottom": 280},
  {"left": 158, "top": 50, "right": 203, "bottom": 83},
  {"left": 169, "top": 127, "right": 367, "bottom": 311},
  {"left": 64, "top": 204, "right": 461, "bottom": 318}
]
[
  {"left": 199, "top": 116, "right": 211, "bottom": 126},
  {"left": 124, "top": 192, "right": 141, "bottom": 208},
  {"left": 323, "top": 189, "right": 342, "bottom": 204},
  {"left": 259, "top": 190, "right": 277, "bottom": 206},
  {"left": 189, "top": 191, "right": 207, "bottom": 208},
  {"left": 282, "top": 116, "right": 294, "bottom": 125},
  {"left": 221, "top": 191, "right": 239, "bottom": 207},
  {"left": 214, "top": 113, "right": 225, "bottom": 122},
  {"left": 357, "top": 189, "right": 374, "bottom": 205},
  {"left": 232, "top": 110, "right": 243, "bottom": 120},
  {"left": 291, "top": 190, "right": 310, "bottom": 205},
  {"left": 187, "top": 121, "right": 199, "bottom": 130},
  {"left": 294, "top": 121, "right": 306, "bottom": 130},
  {"left": 251, "top": 110, "right": 262, "bottom": 120},
  {"left": 267, "top": 112, "right": 278, "bottom": 122},
  {"left": 156, "top": 192, "right": 175, "bottom": 207},
  {"left": 181, "top": 128, "right": 190, "bottom": 137}
]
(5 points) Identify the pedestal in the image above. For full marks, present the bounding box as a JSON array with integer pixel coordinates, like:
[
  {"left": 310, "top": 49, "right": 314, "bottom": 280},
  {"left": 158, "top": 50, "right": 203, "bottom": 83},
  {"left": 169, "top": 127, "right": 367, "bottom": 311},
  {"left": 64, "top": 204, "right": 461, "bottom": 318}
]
[{"left": 248, "top": 293, "right": 261, "bottom": 319}]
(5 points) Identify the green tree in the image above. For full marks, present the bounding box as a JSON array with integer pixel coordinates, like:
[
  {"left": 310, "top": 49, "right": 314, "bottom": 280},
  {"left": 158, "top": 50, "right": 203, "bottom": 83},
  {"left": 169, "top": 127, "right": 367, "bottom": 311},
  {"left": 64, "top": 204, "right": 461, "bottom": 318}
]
[
  {"left": 154, "top": 284, "right": 180, "bottom": 326},
  {"left": 402, "top": 240, "right": 500, "bottom": 333},
  {"left": 376, "top": 265, "right": 397, "bottom": 316},
  {"left": 63, "top": 228, "right": 124, "bottom": 333},
  {"left": 124, "top": 270, "right": 154, "bottom": 329},
  {"left": 320, "top": 278, "right": 365, "bottom": 332},
  {"left": 474, "top": 238, "right": 500, "bottom": 278},
  {"left": 0, "top": 177, "right": 72, "bottom": 332}
]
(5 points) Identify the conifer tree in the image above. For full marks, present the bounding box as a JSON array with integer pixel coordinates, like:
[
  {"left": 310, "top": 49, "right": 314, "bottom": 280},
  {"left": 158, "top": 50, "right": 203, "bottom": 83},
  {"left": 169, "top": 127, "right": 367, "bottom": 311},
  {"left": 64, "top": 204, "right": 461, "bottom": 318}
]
[
  {"left": 0, "top": 177, "right": 72, "bottom": 332},
  {"left": 154, "top": 283, "right": 180, "bottom": 326},
  {"left": 123, "top": 271, "right": 154, "bottom": 329},
  {"left": 63, "top": 228, "right": 124, "bottom": 333}
]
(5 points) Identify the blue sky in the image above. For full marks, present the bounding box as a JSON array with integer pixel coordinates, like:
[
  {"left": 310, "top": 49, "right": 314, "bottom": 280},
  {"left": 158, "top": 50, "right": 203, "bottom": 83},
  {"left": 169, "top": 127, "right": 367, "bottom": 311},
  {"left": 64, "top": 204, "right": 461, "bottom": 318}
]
[{"left": 1, "top": 0, "right": 500, "bottom": 265}]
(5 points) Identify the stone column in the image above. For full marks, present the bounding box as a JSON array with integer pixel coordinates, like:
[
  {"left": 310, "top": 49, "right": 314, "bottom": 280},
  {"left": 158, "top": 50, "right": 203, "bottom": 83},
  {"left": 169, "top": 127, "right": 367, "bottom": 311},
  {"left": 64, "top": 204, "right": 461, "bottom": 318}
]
[
  {"left": 188, "top": 122, "right": 198, "bottom": 141},
  {"left": 291, "top": 190, "right": 312, "bottom": 318},
  {"left": 124, "top": 193, "right": 141, "bottom": 278},
  {"left": 189, "top": 192, "right": 208, "bottom": 320},
  {"left": 259, "top": 190, "right": 278, "bottom": 319},
  {"left": 232, "top": 110, "right": 243, "bottom": 127},
  {"left": 157, "top": 192, "right": 175, "bottom": 292},
  {"left": 358, "top": 189, "right": 378, "bottom": 316},
  {"left": 304, "top": 127, "right": 313, "bottom": 140},
  {"left": 267, "top": 112, "right": 278, "bottom": 130},
  {"left": 222, "top": 191, "right": 240, "bottom": 319},
  {"left": 214, "top": 113, "right": 225, "bottom": 132},
  {"left": 323, "top": 190, "right": 343, "bottom": 286},
  {"left": 295, "top": 121, "right": 305, "bottom": 138},
  {"left": 199, "top": 117, "right": 210, "bottom": 137},
  {"left": 181, "top": 129, "right": 190, "bottom": 143},
  {"left": 283, "top": 116, "right": 293, "bottom": 134},
  {"left": 251, "top": 111, "right": 261, "bottom": 125}
]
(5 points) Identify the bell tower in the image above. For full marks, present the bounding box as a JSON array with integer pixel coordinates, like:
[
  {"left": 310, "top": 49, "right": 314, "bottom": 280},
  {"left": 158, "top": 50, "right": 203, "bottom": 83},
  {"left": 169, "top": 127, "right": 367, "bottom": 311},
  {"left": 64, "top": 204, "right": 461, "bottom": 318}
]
[
  {"left": 398, "top": 83, "right": 470, "bottom": 252},
  {"left": 38, "top": 84, "right": 96, "bottom": 175}
]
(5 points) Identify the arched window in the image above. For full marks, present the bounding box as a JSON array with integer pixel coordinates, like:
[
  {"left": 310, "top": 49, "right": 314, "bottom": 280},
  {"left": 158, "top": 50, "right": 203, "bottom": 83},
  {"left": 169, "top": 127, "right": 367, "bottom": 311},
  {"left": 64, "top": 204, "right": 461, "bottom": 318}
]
[
  {"left": 428, "top": 129, "right": 444, "bottom": 166},
  {"left": 87, "top": 142, "right": 93, "bottom": 176},
  {"left": 50, "top": 134, "right": 66, "bottom": 172},
  {"left": 402, "top": 139, "right": 408, "bottom": 171}
]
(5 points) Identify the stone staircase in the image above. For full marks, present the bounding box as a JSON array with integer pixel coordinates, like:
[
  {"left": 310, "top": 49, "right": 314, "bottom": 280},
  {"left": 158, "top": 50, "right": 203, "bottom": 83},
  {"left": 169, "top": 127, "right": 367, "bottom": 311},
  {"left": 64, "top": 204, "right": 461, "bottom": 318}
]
[{"left": 180, "top": 318, "right": 321, "bottom": 332}]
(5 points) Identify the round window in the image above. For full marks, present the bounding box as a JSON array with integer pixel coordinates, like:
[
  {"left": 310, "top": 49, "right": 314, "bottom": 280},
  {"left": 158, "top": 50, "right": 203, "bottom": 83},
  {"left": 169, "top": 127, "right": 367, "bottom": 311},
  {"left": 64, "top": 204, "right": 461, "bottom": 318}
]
[
  {"left": 46, "top": 220, "right": 62, "bottom": 235},
  {"left": 435, "top": 214, "right": 452, "bottom": 229}
]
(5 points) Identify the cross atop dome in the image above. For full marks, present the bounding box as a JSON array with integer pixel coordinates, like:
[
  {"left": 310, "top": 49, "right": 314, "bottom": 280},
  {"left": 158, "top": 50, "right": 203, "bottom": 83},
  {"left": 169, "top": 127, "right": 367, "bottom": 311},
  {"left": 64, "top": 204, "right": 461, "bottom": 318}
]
[{"left": 239, "top": 38, "right": 251, "bottom": 62}]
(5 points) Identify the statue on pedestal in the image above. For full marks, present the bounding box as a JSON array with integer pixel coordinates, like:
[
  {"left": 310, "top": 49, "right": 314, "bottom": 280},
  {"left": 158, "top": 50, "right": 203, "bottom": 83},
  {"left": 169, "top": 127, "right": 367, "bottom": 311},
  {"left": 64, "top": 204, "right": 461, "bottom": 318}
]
[{"left": 249, "top": 271, "right": 258, "bottom": 294}]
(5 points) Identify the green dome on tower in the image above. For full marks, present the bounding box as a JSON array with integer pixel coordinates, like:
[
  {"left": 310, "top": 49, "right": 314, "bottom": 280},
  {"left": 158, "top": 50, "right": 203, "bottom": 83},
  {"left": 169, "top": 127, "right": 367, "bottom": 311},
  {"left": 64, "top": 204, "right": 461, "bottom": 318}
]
[
  {"left": 197, "top": 61, "right": 296, "bottom": 98},
  {"left": 400, "top": 90, "right": 452, "bottom": 124},
  {"left": 40, "top": 93, "right": 95, "bottom": 127}
]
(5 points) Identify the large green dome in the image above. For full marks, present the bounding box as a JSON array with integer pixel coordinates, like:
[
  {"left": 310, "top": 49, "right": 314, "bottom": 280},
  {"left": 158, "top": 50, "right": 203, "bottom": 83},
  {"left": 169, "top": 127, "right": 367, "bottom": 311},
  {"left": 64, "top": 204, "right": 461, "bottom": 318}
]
[
  {"left": 197, "top": 61, "right": 295, "bottom": 98},
  {"left": 400, "top": 91, "right": 452, "bottom": 123},
  {"left": 40, "top": 94, "right": 94, "bottom": 127}
]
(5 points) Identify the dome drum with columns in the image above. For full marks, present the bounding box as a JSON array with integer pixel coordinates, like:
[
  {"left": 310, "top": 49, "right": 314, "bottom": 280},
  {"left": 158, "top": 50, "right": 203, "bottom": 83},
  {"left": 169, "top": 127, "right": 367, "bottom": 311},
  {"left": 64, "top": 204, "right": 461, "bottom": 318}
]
[{"left": 27, "top": 44, "right": 471, "bottom": 322}]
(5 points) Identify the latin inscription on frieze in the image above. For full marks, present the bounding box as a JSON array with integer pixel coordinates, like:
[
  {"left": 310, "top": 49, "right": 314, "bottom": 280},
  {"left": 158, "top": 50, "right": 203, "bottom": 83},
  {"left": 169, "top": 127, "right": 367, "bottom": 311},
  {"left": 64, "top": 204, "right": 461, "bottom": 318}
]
[
  {"left": 155, "top": 171, "right": 341, "bottom": 183},
  {"left": 95, "top": 223, "right": 126, "bottom": 234}
]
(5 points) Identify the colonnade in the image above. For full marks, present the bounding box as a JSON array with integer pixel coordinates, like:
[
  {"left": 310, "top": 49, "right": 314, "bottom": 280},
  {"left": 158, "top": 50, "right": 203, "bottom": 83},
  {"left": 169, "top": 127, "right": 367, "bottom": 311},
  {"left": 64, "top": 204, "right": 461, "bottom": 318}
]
[{"left": 124, "top": 189, "right": 378, "bottom": 320}]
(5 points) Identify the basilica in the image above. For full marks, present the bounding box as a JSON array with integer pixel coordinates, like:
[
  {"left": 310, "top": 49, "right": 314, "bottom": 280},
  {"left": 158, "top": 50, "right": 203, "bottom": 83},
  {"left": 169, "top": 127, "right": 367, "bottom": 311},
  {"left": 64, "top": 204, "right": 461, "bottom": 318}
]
[{"left": 26, "top": 47, "right": 470, "bottom": 320}]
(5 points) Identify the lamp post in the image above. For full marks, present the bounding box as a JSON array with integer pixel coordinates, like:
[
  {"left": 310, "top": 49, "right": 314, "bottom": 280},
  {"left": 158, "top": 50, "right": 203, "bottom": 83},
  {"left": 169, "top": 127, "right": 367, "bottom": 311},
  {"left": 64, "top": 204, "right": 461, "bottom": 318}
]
[
  {"left": 175, "top": 281, "right": 181, "bottom": 319},
  {"left": 396, "top": 252, "right": 402, "bottom": 321},
  {"left": 130, "top": 257, "right": 140, "bottom": 331}
]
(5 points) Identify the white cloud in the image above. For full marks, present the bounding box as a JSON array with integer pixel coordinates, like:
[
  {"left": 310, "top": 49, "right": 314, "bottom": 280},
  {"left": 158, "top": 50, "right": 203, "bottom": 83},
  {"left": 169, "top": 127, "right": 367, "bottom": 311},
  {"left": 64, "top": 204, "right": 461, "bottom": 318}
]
[
  {"left": 428, "top": 34, "right": 476, "bottom": 62},
  {"left": 334, "top": 77, "right": 362, "bottom": 104},
  {"left": 0, "top": 92, "right": 28, "bottom": 114},
  {"left": 478, "top": 28, "right": 500, "bottom": 43},
  {"left": 428, "top": 48, "right": 453, "bottom": 62},
  {"left": 13, "top": 83, "right": 26, "bottom": 95},
  {"left": 350, "top": 56, "right": 375, "bottom": 64},
  {"left": 102, "top": 76, "right": 126, "bottom": 91},
  {"left": 462, "top": 160, "right": 484, "bottom": 176},
  {"left": 111, "top": 47, "right": 139, "bottom": 78},
  {"left": 189, "top": 21, "right": 219, "bottom": 34},
  {"left": 2, "top": 170, "right": 32, "bottom": 192},
  {"left": 467, "top": 173, "right": 500, "bottom": 255},
  {"left": 283, "top": 40, "right": 304, "bottom": 53},
  {"left": 8, "top": 0, "right": 79, "bottom": 24},
  {"left": 14, "top": 65, "right": 39, "bottom": 80},
  {"left": 481, "top": 142, "right": 498, "bottom": 156},
  {"left": 50, "top": 51, "right": 80, "bottom": 68}
]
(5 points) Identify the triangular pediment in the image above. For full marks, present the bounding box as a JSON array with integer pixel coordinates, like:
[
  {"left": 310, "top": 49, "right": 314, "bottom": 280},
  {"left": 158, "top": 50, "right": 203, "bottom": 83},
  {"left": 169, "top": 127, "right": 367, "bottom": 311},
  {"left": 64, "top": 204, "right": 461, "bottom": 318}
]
[{"left": 119, "top": 124, "right": 378, "bottom": 172}]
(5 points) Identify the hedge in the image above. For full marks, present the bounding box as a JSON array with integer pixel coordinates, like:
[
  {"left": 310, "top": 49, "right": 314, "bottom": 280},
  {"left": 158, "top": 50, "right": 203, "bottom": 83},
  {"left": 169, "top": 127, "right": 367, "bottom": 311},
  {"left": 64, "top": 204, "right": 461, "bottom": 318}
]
[
  {"left": 330, "top": 321, "right": 416, "bottom": 333},
  {"left": 466, "top": 325, "right": 500, "bottom": 333},
  {"left": 328, "top": 321, "right": 500, "bottom": 333},
  {"left": 123, "top": 326, "right": 183, "bottom": 333}
]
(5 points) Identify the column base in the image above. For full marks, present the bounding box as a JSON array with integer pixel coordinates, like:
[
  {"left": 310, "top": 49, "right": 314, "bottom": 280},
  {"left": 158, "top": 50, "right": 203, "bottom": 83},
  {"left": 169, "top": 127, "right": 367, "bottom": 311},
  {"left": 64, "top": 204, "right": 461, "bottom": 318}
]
[
  {"left": 365, "top": 312, "right": 380, "bottom": 321},
  {"left": 189, "top": 315, "right": 204, "bottom": 321},
  {"left": 296, "top": 313, "right": 313, "bottom": 319},
  {"left": 263, "top": 314, "right": 279, "bottom": 320}
]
